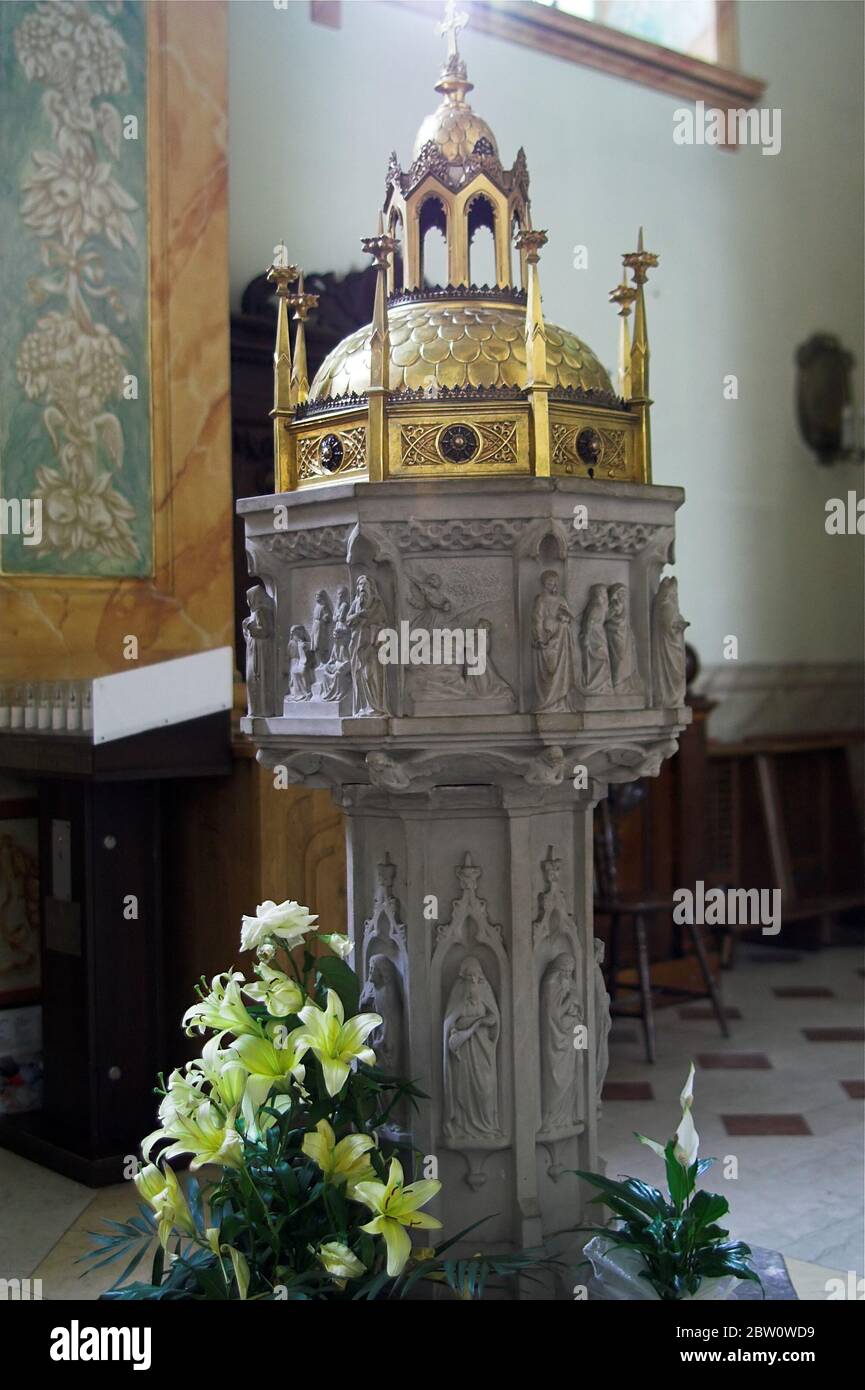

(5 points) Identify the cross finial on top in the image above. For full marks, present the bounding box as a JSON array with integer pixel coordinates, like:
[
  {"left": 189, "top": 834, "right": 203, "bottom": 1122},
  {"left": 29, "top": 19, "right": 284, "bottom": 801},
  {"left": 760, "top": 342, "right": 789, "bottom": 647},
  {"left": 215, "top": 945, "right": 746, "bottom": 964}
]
[{"left": 438, "top": 0, "right": 468, "bottom": 64}]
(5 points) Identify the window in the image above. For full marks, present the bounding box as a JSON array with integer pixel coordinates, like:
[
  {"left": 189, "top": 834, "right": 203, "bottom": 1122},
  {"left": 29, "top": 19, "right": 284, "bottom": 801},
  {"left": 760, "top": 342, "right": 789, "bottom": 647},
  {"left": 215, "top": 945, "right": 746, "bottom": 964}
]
[{"left": 534, "top": 0, "right": 722, "bottom": 64}]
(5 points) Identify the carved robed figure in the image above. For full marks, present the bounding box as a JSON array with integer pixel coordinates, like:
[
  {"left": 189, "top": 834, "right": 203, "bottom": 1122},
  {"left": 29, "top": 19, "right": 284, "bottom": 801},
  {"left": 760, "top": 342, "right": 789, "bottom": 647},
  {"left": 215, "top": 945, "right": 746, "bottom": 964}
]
[{"left": 443, "top": 956, "right": 501, "bottom": 1144}]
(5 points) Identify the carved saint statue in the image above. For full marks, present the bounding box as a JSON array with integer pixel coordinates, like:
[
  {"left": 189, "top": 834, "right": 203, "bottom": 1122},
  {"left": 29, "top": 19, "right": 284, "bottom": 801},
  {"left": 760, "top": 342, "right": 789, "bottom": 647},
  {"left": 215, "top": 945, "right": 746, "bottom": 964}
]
[
  {"left": 531, "top": 570, "right": 579, "bottom": 712},
  {"left": 359, "top": 954, "right": 406, "bottom": 1078},
  {"left": 592, "top": 937, "right": 612, "bottom": 1109},
  {"left": 539, "top": 952, "right": 583, "bottom": 1134},
  {"left": 311, "top": 589, "right": 333, "bottom": 667},
  {"left": 346, "top": 574, "right": 391, "bottom": 717},
  {"left": 316, "top": 586, "right": 351, "bottom": 702},
  {"left": 580, "top": 584, "right": 614, "bottom": 694},
  {"left": 287, "top": 624, "right": 313, "bottom": 701},
  {"left": 605, "top": 583, "right": 644, "bottom": 696},
  {"left": 243, "top": 585, "right": 276, "bottom": 716},
  {"left": 651, "top": 576, "right": 689, "bottom": 707},
  {"left": 443, "top": 956, "right": 501, "bottom": 1143}
]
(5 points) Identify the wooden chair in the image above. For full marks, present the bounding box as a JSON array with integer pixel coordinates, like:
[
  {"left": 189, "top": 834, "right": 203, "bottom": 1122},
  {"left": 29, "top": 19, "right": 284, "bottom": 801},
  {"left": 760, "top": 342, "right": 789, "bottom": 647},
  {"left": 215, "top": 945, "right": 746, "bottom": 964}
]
[{"left": 594, "top": 785, "right": 729, "bottom": 1062}]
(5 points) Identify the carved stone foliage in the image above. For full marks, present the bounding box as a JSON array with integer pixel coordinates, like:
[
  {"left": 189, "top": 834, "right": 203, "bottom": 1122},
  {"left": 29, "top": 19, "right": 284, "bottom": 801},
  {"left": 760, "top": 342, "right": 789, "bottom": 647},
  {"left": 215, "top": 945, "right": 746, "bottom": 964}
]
[
  {"left": 432, "top": 855, "right": 509, "bottom": 1168},
  {"left": 652, "top": 575, "right": 689, "bottom": 707},
  {"left": 256, "top": 525, "right": 353, "bottom": 562},
  {"left": 359, "top": 853, "right": 409, "bottom": 1135}
]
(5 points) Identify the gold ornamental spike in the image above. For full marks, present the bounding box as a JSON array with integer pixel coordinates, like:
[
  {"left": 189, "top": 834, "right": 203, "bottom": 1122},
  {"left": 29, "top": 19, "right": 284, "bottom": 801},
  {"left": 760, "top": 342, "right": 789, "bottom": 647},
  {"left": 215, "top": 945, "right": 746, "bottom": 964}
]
[
  {"left": 361, "top": 225, "right": 399, "bottom": 481},
  {"left": 609, "top": 279, "right": 637, "bottom": 399},
  {"left": 622, "top": 229, "right": 658, "bottom": 482},
  {"left": 515, "top": 227, "right": 551, "bottom": 477},
  {"left": 287, "top": 273, "right": 320, "bottom": 407},
  {"left": 266, "top": 246, "right": 300, "bottom": 489}
]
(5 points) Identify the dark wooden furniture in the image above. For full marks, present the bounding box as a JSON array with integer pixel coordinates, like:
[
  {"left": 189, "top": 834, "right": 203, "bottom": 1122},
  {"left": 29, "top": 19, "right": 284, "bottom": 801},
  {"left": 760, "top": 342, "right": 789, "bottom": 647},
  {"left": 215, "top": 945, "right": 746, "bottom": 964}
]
[
  {"left": 0, "top": 714, "right": 231, "bottom": 1185},
  {"left": 594, "top": 784, "right": 728, "bottom": 1062}
]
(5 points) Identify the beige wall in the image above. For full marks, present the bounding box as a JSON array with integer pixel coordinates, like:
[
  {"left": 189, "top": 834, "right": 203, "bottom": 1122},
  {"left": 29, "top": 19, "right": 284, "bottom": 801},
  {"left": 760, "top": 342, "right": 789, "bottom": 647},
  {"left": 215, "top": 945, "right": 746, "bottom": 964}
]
[{"left": 228, "top": 0, "right": 864, "bottom": 671}]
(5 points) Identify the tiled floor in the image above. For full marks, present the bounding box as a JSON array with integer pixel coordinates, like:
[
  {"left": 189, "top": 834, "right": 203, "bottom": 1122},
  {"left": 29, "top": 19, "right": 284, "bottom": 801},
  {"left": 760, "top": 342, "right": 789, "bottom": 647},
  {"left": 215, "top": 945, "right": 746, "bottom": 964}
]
[
  {"left": 1, "top": 945, "right": 862, "bottom": 1300},
  {"left": 599, "top": 943, "right": 864, "bottom": 1280}
]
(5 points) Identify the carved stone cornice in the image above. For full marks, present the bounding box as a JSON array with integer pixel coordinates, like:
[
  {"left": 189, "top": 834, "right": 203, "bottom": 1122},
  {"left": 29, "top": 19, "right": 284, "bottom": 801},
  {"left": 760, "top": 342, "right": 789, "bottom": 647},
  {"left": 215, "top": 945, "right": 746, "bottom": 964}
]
[{"left": 253, "top": 524, "right": 354, "bottom": 561}]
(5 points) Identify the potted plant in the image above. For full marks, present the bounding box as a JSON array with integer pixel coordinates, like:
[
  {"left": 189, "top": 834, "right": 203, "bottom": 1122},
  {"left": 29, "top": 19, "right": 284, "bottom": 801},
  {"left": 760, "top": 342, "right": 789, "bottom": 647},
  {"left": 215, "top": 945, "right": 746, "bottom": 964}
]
[
  {"left": 573, "top": 1064, "right": 762, "bottom": 1301},
  {"left": 83, "top": 899, "right": 545, "bottom": 1300}
]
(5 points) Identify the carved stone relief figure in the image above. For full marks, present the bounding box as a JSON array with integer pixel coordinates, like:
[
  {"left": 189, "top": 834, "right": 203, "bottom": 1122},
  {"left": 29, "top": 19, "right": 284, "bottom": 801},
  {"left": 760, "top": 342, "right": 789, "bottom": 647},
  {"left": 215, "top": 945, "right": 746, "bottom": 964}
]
[
  {"left": 243, "top": 585, "right": 276, "bottom": 716},
  {"left": 315, "top": 585, "right": 351, "bottom": 702},
  {"left": 346, "top": 574, "right": 391, "bottom": 716},
  {"left": 286, "top": 624, "right": 313, "bottom": 701},
  {"left": 605, "top": 583, "right": 644, "bottom": 696},
  {"left": 311, "top": 589, "right": 334, "bottom": 666},
  {"left": 407, "top": 571, "right": 452, "bottom": 630},
  {"left": 443, "top": 956, "right": 502, "bottom": 1144},
  {"left": 464, "top": 617, "right": 516, "bottom": 706},
  {"left": 592, "top": 937, "right": 612, "bottom": 1109},
  {"left": 531, "top": 569, "right": 579, "bottom": 712},
  {"left": 539, "top": 951, "right": 582, "bottom": 1134},
  {"left": 651, "top": 575, "right": 689, "bottom": 707},
  {"left": 580, "top": 584, "right": 613, "bottom": 694},
  {"left": 359, "top": 953, "right": 406, "bottom": 1078}
]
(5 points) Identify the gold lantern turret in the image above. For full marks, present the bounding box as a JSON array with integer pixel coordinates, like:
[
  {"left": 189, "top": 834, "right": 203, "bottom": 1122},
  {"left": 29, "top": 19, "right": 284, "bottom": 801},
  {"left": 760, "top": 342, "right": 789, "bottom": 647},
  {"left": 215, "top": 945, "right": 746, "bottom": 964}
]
[{"left": 273, "top": 4, "right": 659, "bottom": 491}]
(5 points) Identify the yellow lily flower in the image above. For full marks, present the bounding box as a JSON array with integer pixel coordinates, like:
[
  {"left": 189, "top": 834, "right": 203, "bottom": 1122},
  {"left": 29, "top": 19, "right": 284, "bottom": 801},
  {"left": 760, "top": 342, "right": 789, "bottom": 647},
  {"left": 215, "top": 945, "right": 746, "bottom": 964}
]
[
  {"left": 302, "top": 1118, "right": 375, "bottom": 1189},
  {"left": 134, "top": 1163, "right": 196, "bottom": 1249},
  {"left": 242, "top": 964, "right": 304, "bottom": 1017},
  {"left": 142, "top": 1100, "right": 244, "bottom": 1171},
  {"left": 295, "top": 990, "right": 382, "bottom": 1097},
  {"left": 231, "top": 1027, "right": 309, "bottom": 1115},
  {"left": 182, "top": 972, "right": 259, "bottom": 1040},
  {"left": 315, "top": 1240, "right": 366, "bottom": 1283},
  {"left": 240, "top": 899, "right": 318, "bottom": 955},
  {"left": 354, "top": 1157, "right": 441, "bottom": 1277}
]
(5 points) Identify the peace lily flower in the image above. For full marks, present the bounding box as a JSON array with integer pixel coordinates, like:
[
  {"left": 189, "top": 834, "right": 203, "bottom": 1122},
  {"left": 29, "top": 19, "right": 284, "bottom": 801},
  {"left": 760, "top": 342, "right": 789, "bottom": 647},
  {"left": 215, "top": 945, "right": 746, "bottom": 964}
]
[
  {"left": 142, "top": 1100, "right": 244, "bottom": 1171},
  {"left": 317, "top": 932, "right": 354, "bottom": 961},
  {"left": 315, "top": 1240, "right": 366, "bottom": 1283},
  {"left": 240, "top": 900, "right": 318, "bottom": 954},
  {"left": 353, "top": 1157, "right": 442, "bottom": 1277},
  {"left": 636, "top": 1061, "right": 699, "bottom": 1168},
  {"left": 295, "top": 989, "right": 382, "bottom": 1097},
  {"left": 231, "top": 1027, "right": 309, "bottom": 1114},
  {"left": 182, "top": 972, "right": 259, "bottom": 1040},
  {"left": 302, "top": 1118, "right": 376, "bottom": 1190},
  {"left": 134, "top": 1163, "right": 196, "bottom": 1250},
  {"left": 242, "top": 963, "right": 304, "bottom": 1017}
]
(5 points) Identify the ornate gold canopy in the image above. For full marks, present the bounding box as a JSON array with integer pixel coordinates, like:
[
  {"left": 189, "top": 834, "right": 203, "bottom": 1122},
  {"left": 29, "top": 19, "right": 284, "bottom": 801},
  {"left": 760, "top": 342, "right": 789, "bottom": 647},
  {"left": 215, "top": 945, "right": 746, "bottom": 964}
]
[{"left": 269, "top": 2, "right": 658, "bottom": 491}]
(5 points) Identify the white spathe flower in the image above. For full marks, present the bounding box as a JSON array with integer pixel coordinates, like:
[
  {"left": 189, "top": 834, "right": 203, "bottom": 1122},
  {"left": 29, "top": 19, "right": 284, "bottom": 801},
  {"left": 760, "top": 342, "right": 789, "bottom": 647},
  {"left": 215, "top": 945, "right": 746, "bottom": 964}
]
[
  {"left": 240, "top": 900, "right": 318, "bottom": 955},
  {"left": 680, "top": 1061, "right": 696, "bottom": 1112},
  {"left": 674, "top": 1104, "right": 699, "bottom": 1169}
]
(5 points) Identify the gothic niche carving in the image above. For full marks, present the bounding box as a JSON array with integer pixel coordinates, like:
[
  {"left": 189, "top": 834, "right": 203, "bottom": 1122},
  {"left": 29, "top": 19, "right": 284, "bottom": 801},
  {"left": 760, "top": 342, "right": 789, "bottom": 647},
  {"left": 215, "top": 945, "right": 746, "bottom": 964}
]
[
  {"left": 434, "top": 854, "right": 508, "bottom": 1173},
  {"left": 531, "top": 569, "right": 579, "bottom": 712},
  {"left": 533, "top": 847, "right": 585, "bottom": 1146},
  {"left": 359, "top": 853, "right": 409, "bottom": 1137},
  {"left": 243, "top": 585, "right": 276, "bottom": 716},
  {"left": 651, "top": 575, "right": 689, "bottom": 707}
]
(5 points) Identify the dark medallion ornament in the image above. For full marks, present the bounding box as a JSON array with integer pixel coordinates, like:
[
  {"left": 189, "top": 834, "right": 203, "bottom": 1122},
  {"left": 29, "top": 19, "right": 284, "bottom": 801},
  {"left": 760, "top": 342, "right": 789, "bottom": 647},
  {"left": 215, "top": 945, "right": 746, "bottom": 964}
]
[
  {"left": 576, "top": 427, "right": 603, "bottom": 467},
  {"left": 319, "top": 434, "right": 344, "bottom": 472},
  {"left": 438, "top": 422, "right": 480, "bottom": 464}
]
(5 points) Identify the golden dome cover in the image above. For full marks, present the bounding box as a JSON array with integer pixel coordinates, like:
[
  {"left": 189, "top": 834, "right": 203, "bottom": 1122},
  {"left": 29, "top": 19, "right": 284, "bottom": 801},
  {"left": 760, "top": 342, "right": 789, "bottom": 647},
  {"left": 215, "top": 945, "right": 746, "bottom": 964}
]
[{"left": 309, "top": 300, "right": 613, "bottom": 401}]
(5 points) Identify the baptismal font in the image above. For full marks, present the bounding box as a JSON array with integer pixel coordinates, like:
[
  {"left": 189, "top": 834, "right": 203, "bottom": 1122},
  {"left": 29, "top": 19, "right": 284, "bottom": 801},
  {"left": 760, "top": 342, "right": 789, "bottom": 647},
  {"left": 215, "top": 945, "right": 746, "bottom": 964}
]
[{"left": 238, "top": 4, "right": 689, "bottom": 1292}]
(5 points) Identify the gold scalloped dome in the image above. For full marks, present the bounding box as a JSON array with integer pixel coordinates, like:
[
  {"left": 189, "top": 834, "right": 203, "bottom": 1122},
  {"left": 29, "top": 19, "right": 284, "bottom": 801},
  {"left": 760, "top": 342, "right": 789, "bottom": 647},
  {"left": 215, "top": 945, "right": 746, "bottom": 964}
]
[
  {"left": 412, "top": 97, "right": 499, "bottom": 164},
  {"left": 309, "top": 300, "right": 613, "bottom": 400}
]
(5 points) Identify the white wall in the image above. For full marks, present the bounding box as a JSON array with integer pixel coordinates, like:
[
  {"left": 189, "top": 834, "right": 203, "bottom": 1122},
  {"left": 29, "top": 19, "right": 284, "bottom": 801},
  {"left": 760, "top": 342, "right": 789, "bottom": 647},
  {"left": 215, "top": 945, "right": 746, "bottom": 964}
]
[{"left": 228, "top": 0, "right": 864, "bottom": 666}]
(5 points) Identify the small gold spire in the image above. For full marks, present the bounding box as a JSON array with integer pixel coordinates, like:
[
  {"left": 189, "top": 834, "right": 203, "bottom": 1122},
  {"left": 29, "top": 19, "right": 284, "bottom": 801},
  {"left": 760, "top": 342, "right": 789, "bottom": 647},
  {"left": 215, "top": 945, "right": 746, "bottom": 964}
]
[
  {"left": 266, "top": 246, "right": 300, "bottom": 490},
  {"left": 435, "top": 0, "right": 473, "bottom": 100},
  {"left": 622, "top": 228, "right": 659, "bottom": 481},
  {"left": 287, "top": 273, "right": 319, "bottom": 406},
  {"left": 515, "top": 227, "right": 551, "bottom": 477},
  {"left": 361, "top": 225, "right": 399, "bottom": 482},
  {"left": 609, "top": 278, "right": 637, "bottom": 399}
]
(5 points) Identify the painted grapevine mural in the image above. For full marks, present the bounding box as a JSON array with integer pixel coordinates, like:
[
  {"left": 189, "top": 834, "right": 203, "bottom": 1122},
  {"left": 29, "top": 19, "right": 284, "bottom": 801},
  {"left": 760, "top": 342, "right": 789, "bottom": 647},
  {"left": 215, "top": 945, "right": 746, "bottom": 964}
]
[{"left": 0, "top": 0, "right": 151, "bottom": 576}]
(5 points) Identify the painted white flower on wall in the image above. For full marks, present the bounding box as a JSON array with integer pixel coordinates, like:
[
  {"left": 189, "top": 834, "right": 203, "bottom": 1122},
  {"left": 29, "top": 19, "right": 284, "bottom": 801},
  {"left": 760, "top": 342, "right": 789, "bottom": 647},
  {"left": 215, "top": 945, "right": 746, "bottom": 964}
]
[{"left": 13, "top": 0, "right": 142, "bottom": 566}]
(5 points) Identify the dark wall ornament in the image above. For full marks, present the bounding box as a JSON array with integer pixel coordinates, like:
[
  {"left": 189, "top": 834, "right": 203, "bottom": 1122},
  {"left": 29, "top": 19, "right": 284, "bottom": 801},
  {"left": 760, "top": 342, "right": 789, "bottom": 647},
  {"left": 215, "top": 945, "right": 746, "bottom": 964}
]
[{"left": 795, "top": 333, "right": 863, "bottom": 466}]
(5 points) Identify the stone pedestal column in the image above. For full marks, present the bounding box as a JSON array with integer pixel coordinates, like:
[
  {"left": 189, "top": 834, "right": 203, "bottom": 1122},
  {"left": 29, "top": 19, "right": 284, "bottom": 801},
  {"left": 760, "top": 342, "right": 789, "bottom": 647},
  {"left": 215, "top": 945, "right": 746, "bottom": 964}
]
[{"left": 239, "top": 476, "right": 689, "bottom": 1288}]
